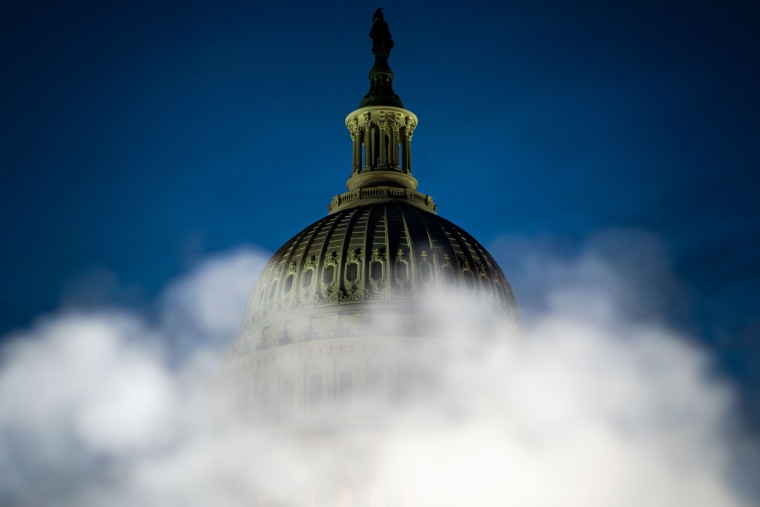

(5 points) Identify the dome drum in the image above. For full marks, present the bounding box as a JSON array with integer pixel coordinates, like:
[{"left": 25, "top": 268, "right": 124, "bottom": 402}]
[{"left": 211, "top": 334, "right": 455, "bottom": 434}]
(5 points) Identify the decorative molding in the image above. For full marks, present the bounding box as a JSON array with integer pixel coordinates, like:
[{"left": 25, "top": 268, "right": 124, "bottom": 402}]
[
  {"left": 328, "top": 186, "right": 436, "bottom": 214},
  {"left": 347, "top": 117, "right": 360, "bottom": 140},
  {"left": 404, "top": 116, "right": 417, "bottom": 140}
]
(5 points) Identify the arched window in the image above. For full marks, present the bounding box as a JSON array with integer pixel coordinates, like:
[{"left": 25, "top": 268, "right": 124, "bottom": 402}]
[
  {"left": 420, "top": 261, "right": 432, "bottom": 282},
  {"left": 346, "top": 262, "right": 358, "bottom": 283},
  {"left": 284, "top": 273, "right": 294, "bottom": 293},
  {"left": 323, "top": 264, "right": 335, "bottom": 285},
  {"left": 302, "top": 268, "right": 313, "bottom": 288},
  {"left": 371, "top": 261, "right": 383, "bottom": 282},
  {"left": 463, "top": 269, "right": 475, "bottom": 289},
  {"left": 394, "top": 249, "right": 409, "bottom": 285},
  {"left": 441, "top": 254, "right": 456, "bottom": 286}
]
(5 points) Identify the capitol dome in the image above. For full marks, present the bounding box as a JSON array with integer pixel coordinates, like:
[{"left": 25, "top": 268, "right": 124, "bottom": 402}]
[
  {"left": 212, "top": 9, "right": 518, "bottom": 437},
  {"left": 229, "top": 200, "right": 518, "bottom": 358}
]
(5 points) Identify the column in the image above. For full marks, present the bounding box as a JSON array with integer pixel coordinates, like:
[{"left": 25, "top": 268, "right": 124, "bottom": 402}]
[
  {"left": 379, "top": 124, "right": 386, "bottom": 167},
  {"left": 363, "top": 112, "right": 372, "bottom": 169},
  {"left": 405, "top": 132, "right": 412, "bottom": 173},
  {"left": 370, "top": 125, "right": 376, "bottom": 169},
  {"left": 391, "top": 120, "right": 400, "bottom": 168},
  {"left": 404, "top": 117, "right": 416, "bottom": 173},
  {"left": 364, "top": 125, "right": 371, "bottom": 169},
  {"left": 401, "top": 131, "right": 410, "bottom": 172},
  {"left": 378, "top": 112, "right": 387, "bottom": 167},
  {"left": 354, "top": 134, "right": 361, "bottom": 171},
  {"left": 349, "top": 120, "right": 360, "bottom": 173}
]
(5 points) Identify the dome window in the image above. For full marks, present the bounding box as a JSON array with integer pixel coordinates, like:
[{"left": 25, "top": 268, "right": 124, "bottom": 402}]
[
  {"left": 461, "top": 259, "right": 476, "bottom": 289},
  {"left": 346, "top": 262, "right": 359, "bottom": 283},
  {"left": 441, "top": 254, "right": 456, "bottom": 286},
  {"left": 344, "top": 249, "right": 362, "bottom": 296},
  {"left": 302, "top": 256, "right": 316, "bottom": 290},
  {"left": 302, "top": 268, "right": 313, "bottom": 289},
  {"left": 369, "top": 248, "right": 385, "bottom": 290},
  {"left": 419, "top": 250, "right": 433, "bottom": 283},
  {"left": 322, "top": 252, "right": 339, "bottom": 293},
  {"left": 420, "top": 262, "right": 432, "bottom": 282},
  {"left": 394, "top": 248, "right": 409, "bottom": 285},
  {"left": 323, "top": 264, "right": 335, "bottom": 285},
  {"left": 284, "top": 273, "right": 294, "bottom": 293},
  {"left": 371, "top": 261, "right": 383, "bottom": 282},
  {"left": 395, "top": 261, "right": 409, "bottom": 284}
]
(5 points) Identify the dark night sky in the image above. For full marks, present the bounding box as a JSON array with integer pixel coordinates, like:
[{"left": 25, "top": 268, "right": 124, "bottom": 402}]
[{"left": 1, "top": 1, "right": 759, "bottom": 423}]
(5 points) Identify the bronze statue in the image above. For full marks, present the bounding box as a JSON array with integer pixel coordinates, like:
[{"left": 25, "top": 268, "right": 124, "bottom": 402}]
[
  {"left": 361, "top": 8, "right": 403, "bottom": 108},
  {"left": 370, "top": 8, "right": 393, "bottom": 64}
]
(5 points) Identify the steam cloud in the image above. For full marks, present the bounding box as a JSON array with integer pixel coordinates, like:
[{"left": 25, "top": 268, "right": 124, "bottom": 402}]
[{"left": 0, "top": 237, "right": 755, "bottom": 506}]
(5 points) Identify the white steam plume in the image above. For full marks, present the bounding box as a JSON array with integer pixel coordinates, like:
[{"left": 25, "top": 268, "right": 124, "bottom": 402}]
[{"left": 0, "top": 238, "right": 755, "bottom": 506}]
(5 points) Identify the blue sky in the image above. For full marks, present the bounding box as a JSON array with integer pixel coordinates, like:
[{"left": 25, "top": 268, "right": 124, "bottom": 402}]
[{"left": 2, "top": 1, "right": 759, "bottom": 425}]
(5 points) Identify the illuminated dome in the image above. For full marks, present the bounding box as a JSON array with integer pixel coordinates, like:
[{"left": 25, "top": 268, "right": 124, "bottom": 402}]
[{"left": 212, "top": 10, "right": 519, "bottom": 437}]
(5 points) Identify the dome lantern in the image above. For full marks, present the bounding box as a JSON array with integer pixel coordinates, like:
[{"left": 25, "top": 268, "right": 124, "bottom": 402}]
[{"left": 330, "top": 10, "right": 434, "bottom": 214}]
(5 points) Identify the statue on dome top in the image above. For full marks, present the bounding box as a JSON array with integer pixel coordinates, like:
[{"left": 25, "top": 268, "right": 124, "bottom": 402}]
[
  {"left": 370, "top": 8, "right": 393, "bottom": 64},
  {"left": 361, "top": 8, "right": 403, "bottom": 107}
]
